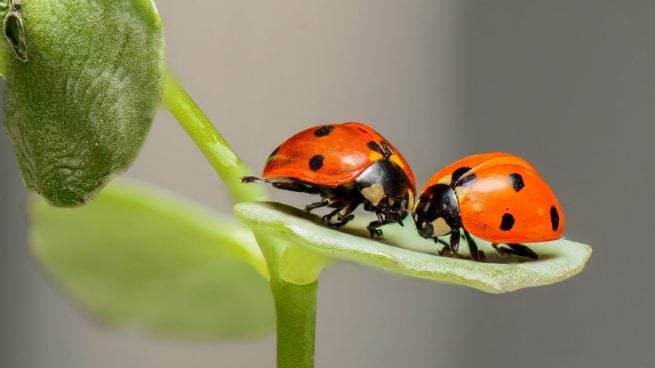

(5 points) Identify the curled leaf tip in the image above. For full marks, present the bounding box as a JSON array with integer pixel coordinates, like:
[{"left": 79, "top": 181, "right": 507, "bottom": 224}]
[
  {"left": 3, "top": 2, "right": 28, "bottom": 62},
  {"left": 234, "top": 201, "right": 592, "bottom": 293}
]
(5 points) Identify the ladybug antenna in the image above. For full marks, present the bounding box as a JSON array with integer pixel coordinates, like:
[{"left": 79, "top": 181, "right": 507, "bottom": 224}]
[{"left": 241, "top": 176, "right": 272, "bottom": 184}]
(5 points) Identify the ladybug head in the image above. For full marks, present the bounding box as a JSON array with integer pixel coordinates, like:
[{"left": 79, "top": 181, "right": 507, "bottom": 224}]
[
  {"left": 355, "top": 160, "right": 415, "bottom": 222},
  {"left": 413, "top": 184, "right": 461, "bottom": 239}
]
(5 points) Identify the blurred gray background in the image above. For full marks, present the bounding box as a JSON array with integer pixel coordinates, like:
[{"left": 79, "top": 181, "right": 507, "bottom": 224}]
[{"left": 1, "top": 1, "right": 654, "bottom": 367}]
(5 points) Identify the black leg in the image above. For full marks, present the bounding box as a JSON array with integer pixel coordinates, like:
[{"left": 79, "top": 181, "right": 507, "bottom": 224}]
[
  {"left": 435, "top": 238, "right": 450, "bottom": 248},
  {"left": 322, "top": 198, "right": 361, "bottom": 228},
  {"left": 492, "top": 243, "right": 507, "bottom": 256},
  {"left": 450, "top": 231, "right": 460, "bottom": 254},
  {"left": 366, "top": 219, "right": 387, "bottom": 237},
  {"left": 463, "top": 230, "right": 485, "bottom": 262},
  {"left": 366, "top": 211, "right": 388, "bottom": 237},
  {"left": 438, "top": 246, "right": 454, "bottom": 257},
  {"left": 492, "top": 243, "right": 538, "bottom": 260},
  {"left": 305, "top": 199, "right": 329, "bottom": 212},
  {"left": 507, "top": 243, "right": 539, "bottom": 260},
  {"left": 432, "top": 238, "right": 451, "bottom": 256}
]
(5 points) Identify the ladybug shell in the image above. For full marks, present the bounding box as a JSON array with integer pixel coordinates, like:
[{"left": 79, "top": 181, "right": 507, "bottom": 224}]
[
  {"left": 422, "top": 152, "right": 536, "bottom": 192},
  {"left": 424, "top": 153, "right": 564, "bottom": 244},
  {"left": 263, "top": 122, "right": 416, "bottom": 189}
]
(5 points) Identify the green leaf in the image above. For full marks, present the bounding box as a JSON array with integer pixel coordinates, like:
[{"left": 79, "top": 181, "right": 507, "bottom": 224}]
[
  {"left": 3, "top": 0, "right": 165, "bottom": 206},
  {"left": 234, "top": 202, "right": 592, "bottom": 294},
  {"left": 30, "top": 181, "right": 274, "bottom": 339}
]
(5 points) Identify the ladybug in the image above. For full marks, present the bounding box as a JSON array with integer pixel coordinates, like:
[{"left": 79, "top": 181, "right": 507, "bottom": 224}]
[
  {"left": 413, "top": 152, "right": 564, "bottom": 261},
  {"left": 242, "top": 122, "right": 416, "bottom": 237}
]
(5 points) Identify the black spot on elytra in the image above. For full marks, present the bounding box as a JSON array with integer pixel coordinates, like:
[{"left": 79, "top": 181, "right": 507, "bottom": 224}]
[
  {"left": 314, "top": 125, "right": 334, "bottom": 137},
  {"left": 309, "top": 154, "right": 324, "bottom": 171},
  {"left": 451, "top": 166, "right": 474, "bottom": 186},
  {"left": 500, "top": 213, "right": 515, "bottom": 231},
  {"left": 508, "top": 173, "right": 525, "bottom": 192},
  {"left": 550, "top": 205, "right": 560, "bottom": 231},
  {"left": 367, "top": 141, "right": 381, "bottom": 153}
]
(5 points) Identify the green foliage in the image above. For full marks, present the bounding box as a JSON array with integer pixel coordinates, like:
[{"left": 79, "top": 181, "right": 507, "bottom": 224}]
[
  {"left": 235, "top": 201, "right": 592, "bottom": 293},
  {"left": 4, "top": 3, "right": 593, "bottom": 366},
  {"left": 3, "top": 0, "right": 165, "bottom": 206},
  {"left": 30, "top": 181, "right": 274, "bottom": 339}
]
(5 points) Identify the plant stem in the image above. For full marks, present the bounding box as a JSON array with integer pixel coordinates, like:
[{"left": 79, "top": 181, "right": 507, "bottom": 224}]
[
  {"left": 164, "top": 71, "right": 318, "bottom": 367},
  {"left": 261, "top": 237, "right": 317, "bottom": 368},
  {"left": 271, "top": 275, "right": 318, "bottom": 368},
  {"left": 162, "top": 70, "right": 267, "bottom": 203}
]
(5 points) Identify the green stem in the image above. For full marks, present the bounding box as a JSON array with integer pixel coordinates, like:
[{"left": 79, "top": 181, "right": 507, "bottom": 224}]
[
  {"left": 271, "top": 276, "right": 317, "bottom": 368},
  {"left": 260, "top": 236, "right": 317, "bottom": 368},
  {"left": 162, "top": 70, "right": 267, "bottom": 203},
  {"left": 164, "top": 71, "right": 318, "bottom": 368}
]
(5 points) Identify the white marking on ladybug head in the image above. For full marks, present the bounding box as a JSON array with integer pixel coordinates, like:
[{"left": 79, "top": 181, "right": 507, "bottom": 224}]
[
  {"left": 361, "top": 183, "right": 385, "bottom": 206},
  {"left": 432, "top": 217, "right": 452, "bottom": 236}
]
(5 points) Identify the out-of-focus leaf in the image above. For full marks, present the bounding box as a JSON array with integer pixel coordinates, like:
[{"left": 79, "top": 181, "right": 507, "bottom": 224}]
[
  {"left": 234, "top": 202, "right": 592, "bottom": 293},
  {"left": 30, "top": 181, "right": 274, "bottom": 339},
  {"left": 3, "top": 0, "right": 165, "bottom": 206}
]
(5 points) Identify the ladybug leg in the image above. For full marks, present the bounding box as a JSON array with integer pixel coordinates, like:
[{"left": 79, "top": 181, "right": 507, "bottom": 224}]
[
  {"left": 450, "top": 231, "right": 460, "bottom": 254},
  {"left": 322, "top": 199, "right": 361, "bottom": 228},
  {"left": 436, "top": 231, "right": 461, "bottom": 258},
  {"left": 492, "top": 243, "right": 538, "bottom": 260},
  {"left": 366, "top": 221, "right": 384, "bottom": 238},
  {"left": 437, "top": 237, "right": 455, "bottom": 257},
  {"left": 506, "top": 243, "right": 539, "bottom": 260},
  {"left": 368, "top": 202, "right": 412, "bottom": 237},
  {"left": 492, "top": 243, "right": 509, "bottom": 256},
  {"left": 366, "top": 211, "right": 394, "bottom": 237},
  {"left": 438, "top": 246, "right": 454, "bottom": 257},
  {"left": 434, "top": 238, "right": 450, "bottom": 250},
  {"left": 369, "top": 208, "right": 410, "bottom": 237},
  {"left": 305, "top": 199, "right": 329, "bottom": 212},
  {"left": 365, "top": 213, "right": 383, "bottom": 237},
  {"left": 463, "top": 230, "right": 485, "bottom": 262}
]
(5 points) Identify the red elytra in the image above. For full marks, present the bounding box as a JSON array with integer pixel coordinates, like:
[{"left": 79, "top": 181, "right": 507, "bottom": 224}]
[
  {"left": 243, "top": 122, "right": 416, "bottom": 237},
  {"left": 413, "top": 152, "right": 564, "bottom": 261}
]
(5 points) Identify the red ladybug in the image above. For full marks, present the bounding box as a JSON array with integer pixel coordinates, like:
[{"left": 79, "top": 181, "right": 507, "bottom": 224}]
[
  {"left": 242, "top": 122, "right": 416, "bottom": 236},
  {"left": 413, "top": 152, "right": 564, "bottom": 261}
]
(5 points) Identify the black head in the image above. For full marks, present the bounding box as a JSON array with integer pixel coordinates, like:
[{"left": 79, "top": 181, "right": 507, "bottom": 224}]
[
  {"left": 413, "top": 184, "right": 461, "bottom": 239},
  {"left": 355, "top": 160, "right": 415, "bottom": 222}
]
